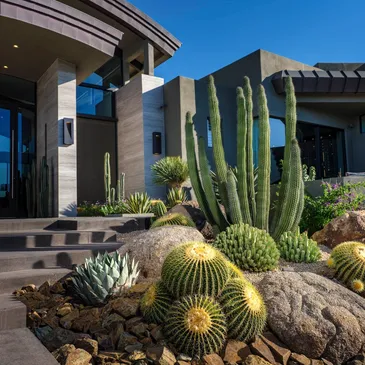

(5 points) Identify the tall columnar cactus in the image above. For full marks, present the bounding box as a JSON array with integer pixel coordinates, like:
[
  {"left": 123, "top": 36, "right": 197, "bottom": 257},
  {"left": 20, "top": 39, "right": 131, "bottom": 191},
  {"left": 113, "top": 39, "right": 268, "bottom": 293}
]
[
  {"left": 120, "top": 172, "right": 126, "bottom": 201},
  {"left": 227, "top": 169, "right": 242, "bottom": 224},
  {"left": 104, "top": 152, "right": 111, "bottom": 204}
]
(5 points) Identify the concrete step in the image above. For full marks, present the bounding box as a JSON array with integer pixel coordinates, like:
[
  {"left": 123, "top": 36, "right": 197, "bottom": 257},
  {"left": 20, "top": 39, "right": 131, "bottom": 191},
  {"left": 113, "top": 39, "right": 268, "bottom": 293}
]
[
  {"left": 0, "top": 268, "right": 71, "bottom": 294},
  {"left": 0, "top": 294, "right": 26, "bottom": 330},
  {"left": 0, "top": 243, "right": 122, "bottom": 272},
  {"left": 0, "top": 229, "right": 117, "bottom": 248},
  {"left": 0, "top": 218, "right": 58, "bottom": 232},
  {"left": 0, "top": 328, "right": 59, "bottom": 365}
]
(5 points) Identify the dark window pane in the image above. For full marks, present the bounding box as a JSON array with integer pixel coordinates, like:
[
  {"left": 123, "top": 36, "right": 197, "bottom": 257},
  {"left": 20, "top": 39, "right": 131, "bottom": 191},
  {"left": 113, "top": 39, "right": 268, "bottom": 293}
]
[
  {"left": 360, "top": 115, "right": 365, "bottom": 134},
  {"left": 76, "top": 86, "right": 113, "bottom": 118}
]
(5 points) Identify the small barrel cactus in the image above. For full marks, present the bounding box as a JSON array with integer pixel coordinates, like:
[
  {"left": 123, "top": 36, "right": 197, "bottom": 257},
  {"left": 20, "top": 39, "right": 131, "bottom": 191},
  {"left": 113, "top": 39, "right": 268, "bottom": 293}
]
[
  {"left": 278, "top": 231, "right": 321, "bottom": 263},
  {"left": 328, "top": 241, "right": 365, "bottom": 293},
  {"left": 161, "top": 242, "right": 229, "bottom": 298},
  {"left": 219, "top": 277, "right": 267, "bottom": 341},
  {"left": 140, "top": 281, "right": 172, "bottom": 324},
  {"left": 226, "top": 260, "right": 245, "bottom": 279},
  {"left": 151, "top": 212, "right": 195, "bottom": 229},
  {"left": 151, "top": 200, "right": 168, "bottom": 218},
  {"left": 164, "top": 295, "right": 227, "bottom": 358},
  {"left": 212, "top": 223, "right": 279, "bottom": 272}
]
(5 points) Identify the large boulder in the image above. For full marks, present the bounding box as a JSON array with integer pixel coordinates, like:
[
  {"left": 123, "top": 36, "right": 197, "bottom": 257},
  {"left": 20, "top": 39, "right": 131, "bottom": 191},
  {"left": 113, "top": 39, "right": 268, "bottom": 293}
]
[
  {"left": 167, "top": 201, "right": 206, "bottom": 230},
  {"left": 312, "top": 211, "right": 365, "bottom": 248},
  {"left": 118, "top": 226, "right": 204, "bottom": 279},
  {"left": 256, "top": 271, "right": 365, "bottom": 365}
]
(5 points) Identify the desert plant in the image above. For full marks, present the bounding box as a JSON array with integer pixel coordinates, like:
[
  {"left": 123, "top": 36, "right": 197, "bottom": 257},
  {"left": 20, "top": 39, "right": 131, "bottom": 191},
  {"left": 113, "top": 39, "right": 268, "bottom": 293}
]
[
  {"left": 278, "top": 230, "right": 321, "bottom": 263},
  {"left": 71, "top": 252, "right": 139, "bottom": 306},
  {"left": 150, "top": 200, "right": 168, "bottom": 218},
  {"left": 167, "top": 187, "right": 187, "bottom": 208},
  {"left": 161, "top": 242, "right": 229, "bottom": 298},
  {"left": 327, "top": 241, "right": 365, "bottom": 293},
  {"left": 124, "top": 192, "right": 151, "bottom": 214},
  {"left": 185, "top": 76, "right": 303, "bottom": 239},
  {"left": 151, "top": 156, "right": 189, "bottom": 189},
  {"left": 225, "top": 260, "right": 245, "bottom": 279},
  {"left": 164, "top": 295, "right": 227, "bottom": 358},
  {"left": 150, "top": 213, "right": 195, "bottom": 229},
  {"left": 302, "top": 164, "right": 316, "bottom": 182},
  {"left": 219, "top": 277, "right": 267, "bottom": 341},
  {"left": 212, "top": 223, "right": 280, "bottom": 272},
  {"left": 104, "top": 152, "right": 112, "bottom": 204},
  {"left": 140, "top": 281, "right": 172, "bottom": 324}
]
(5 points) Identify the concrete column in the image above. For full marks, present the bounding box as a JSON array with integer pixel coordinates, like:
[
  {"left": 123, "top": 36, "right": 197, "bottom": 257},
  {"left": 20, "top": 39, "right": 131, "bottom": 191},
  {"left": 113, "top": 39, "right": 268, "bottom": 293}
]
[
  {"left": 143, "top": 40, "right": 154, "bottom": 76},
  {"left": 37, "top": 59, "right": 77, "bottom": 217},
  {"left": 116, "top": 74, "right": 165, "bottom": 198}
]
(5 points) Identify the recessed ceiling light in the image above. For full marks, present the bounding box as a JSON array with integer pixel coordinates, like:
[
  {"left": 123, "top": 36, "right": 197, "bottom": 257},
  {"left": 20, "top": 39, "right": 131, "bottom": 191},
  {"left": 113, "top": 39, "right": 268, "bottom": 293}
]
[
  {"left": 3, "top": 66, "right": 8, "bottom": 69},
  {"left": 13, "top": 45, "right": 19, "bottom": 48}
]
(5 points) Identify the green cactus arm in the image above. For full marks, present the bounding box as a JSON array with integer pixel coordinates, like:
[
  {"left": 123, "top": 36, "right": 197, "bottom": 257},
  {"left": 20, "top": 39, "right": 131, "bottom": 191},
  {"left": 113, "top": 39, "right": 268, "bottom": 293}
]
[
  {"left": 185, "top": 112, "right": 216, "bottom": 227},
  {"left": 104, "top": 152, "right": 111, "bottom": 204},
  {"left": 256, "top": 85, "right": 271, "bottom": 232},
  {"left": 243, "top": 76, "right": 256, "bottom": 225},
  {"left": 120, "top": 173, "right": 126, "bottom": 200},
  {"left": 208, "top": 75, "right": 229, "bottom": 210},
  {"left": 272, "top": 139, "right": 303, "bottom": 241},
  {"left": 290, "top": 179, "right": 305, "bottom": 234},
  {"left": 270, "top": 77, "right": 297, "bottom": 232},
  {"left": 227, "top": 169, "right": 243, "bottom": 224},
  {"left": 236, "top": 87, "right": 252, "bottom": 225},
  {"left": 198, "top": 137, "right": 228, "bottom": 231}
]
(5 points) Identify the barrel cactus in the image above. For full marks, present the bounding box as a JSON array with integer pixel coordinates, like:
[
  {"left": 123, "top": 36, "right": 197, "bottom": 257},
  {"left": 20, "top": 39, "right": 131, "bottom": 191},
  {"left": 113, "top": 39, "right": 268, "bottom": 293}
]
[
  {"left": 220, "top": 277, "right": 267, "bottom": 341},
  {"left": 278, "top": 231, "right": 321, "bottom": 263},
  {"left": 226, "top": 260, "right": 245, "bottom": 279},
  {"left": 71, "top": 252, "right": 139, "bottom": 306},
  {"left": 140, "top": 281, "right": 172, "bottom": 324},
  {"left": 212, "top": 223, "right": 279, "bottom": 272},
  {"left": 151, "top": 200, "right": 167, "bottom": 218},
  {"left": 161, "top": 242, "right": 229, "bottom": 298},
  {"left": 151, "top": 213, "right": 195, "bottom": 229},
  {"left": 164, "top": 295, "right": 227, "bottom": 358},
  {"left": 327, "top": 241, "right": 365, "bottom": 293}
]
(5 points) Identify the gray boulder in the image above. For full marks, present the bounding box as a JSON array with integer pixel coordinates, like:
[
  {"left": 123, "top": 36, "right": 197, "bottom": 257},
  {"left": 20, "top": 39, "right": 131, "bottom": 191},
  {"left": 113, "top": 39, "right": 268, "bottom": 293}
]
[
  {"left": 118, "top": 226, "right": 204, "bottom": 279},
  {"left": 256, "top": 271, "right": 365, "bottom": 365}
]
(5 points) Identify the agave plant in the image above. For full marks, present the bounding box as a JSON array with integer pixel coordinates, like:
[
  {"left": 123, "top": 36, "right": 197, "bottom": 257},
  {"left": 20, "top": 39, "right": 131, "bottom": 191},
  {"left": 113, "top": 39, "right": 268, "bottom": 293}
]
[
  {"left": 167, "top": 187, "right": 187, "bottom": 208},
  {"left": 124, "top": 192, "right": 152, "bottom": 214},
  {"left": 72, "top": 252, "right": 140, "bottom": 306}
]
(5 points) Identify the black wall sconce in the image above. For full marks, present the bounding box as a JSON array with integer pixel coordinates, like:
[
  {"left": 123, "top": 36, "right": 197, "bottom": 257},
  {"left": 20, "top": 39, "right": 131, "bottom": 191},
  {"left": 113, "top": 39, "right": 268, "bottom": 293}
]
[
  {"left": 63, "top": 118, "right": 74, "bottom": 145},
  {"left": 152, "top": 132, "right": 162, "bottom": 155}
]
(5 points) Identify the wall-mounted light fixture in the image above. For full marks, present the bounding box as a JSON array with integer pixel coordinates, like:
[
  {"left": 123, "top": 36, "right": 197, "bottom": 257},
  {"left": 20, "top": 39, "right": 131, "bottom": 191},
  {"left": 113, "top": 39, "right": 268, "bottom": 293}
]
[
  {"left": 152, "top": 132, "right": 162, "bottom": 155},
  {"left": 63, "top": 118, "right": 74, "bottom": 145}
]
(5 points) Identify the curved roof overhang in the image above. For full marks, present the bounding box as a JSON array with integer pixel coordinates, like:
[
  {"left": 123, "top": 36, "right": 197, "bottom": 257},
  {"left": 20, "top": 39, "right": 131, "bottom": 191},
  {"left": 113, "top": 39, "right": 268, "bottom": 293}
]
[{"left": 272, "top": 69, "right": 365, "bottom": 94}]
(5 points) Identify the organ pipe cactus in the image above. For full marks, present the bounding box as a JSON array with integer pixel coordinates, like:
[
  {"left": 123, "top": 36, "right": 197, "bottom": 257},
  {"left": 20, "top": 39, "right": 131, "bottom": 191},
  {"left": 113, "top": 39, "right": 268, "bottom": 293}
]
[
  {"left": 104, "top": 152, "right": 111, "bottom": 204},
  {"left": 185, "top": 75, "right": 304, "bottom": 237}
]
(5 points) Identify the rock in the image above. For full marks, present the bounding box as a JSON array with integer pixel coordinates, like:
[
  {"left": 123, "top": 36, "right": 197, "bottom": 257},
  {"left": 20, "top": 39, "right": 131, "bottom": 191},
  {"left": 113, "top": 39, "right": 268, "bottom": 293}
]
[
  {"left": 50, "top": 281, "right": 65, "bottom": 294},
  {"left": 257, "top": 271, "right": 365, "bottom": 364},
  {"left": 57, "top": 303, "right": 73, "bottom": 317},
  {"left": 200, "top": 221, "right": 214, "bottom": 240},
  {"left": 38, "top": 281, "right": 51, "bottom": 296},
  {"left": 72, "top": 307, "right": 100, "bottom": 332},
  {"left": 289, "top": 353, "right": 311, "bottom": 365},
  {"left": 245, "top": 355, "right": 272, "bottom": 365},
  {"left": 18, "top": 291, "right": 49, "bottom": 310},
  {"left": 126, "top": 282, "right": 152, "bottom": 298},
  {"left": 111, "top": 297, "right": 140, "bottom": 318},
  {"left": 63, "top": 348, "right": 92, "bottom": 365},
  {"left": 260, "top": 332, "right": 291, "bottom": 365},
  {"left": 125, "top": 317, "right": 143, "bottom": 332},
  {"left": 74, "top": 338, "right": 98, "bottom": 356},
  {"left": 312, "top": 211, "right": 365, "bottom": 248},
  {"left": 60, "top": 308, "right": 80, "bottom": 329},
  {"left": 346, "top": 353, "right": 365, "bottom": 365},
  {"left": 177, "top": 354, "right": 193, "bottom": 362},
  {"left": 150, "top": 326, "right": 164, "bottom": 342},
  {"left": 203, "top": 353, "right": 224, "bottom": 365},
  {"left": 43, "top": 327, "right": 76, "bottom": 351},
  {"left": 250, "top": 337, "right": 276, "bottom": 364},
  {"left": 95, "top": 351, "right": 125, "bottom": 364},
  {"left": 224, "top": 340, "right": 252, "bottom": 364},
  {"left": 311, "top": 361, "right": 325, "bottom": 365},
  {"left": 22, "top": 284, "right": 37, "bottom": 292},
  {"left": 118, "top": 226, "right": 204, "bottom": 279},
  {"left": 167, "top": 202, "right": 206, "bottom": 229},
  {"left": 130, "top": 322, "right": 148, "bottom": 338},
  {"left": 177, "top": 361, "right": 191, "bottom": 365},
  {"left": 102, "top": 313, "right": 125, "bottom": 330},
  {"left": 129, "top": 350, "right": 146, "bottom": 361},
  {"left": 52, "top": 344, "right": 76, "bottom": 363},
  {"left": 140, "top": 337, "right": 153, "bottom": 346},
  {"left": 117, "top": 332, "right": 139, "bottom": 350},
  {"left": 125, "top": 343, "right": 143, "bottom": 353},
  {"left": 97, "top": 333, "right": 114, "bottom": 350},
  {"left": 146, "top": 345, "right": 176, "bottom": 365}
]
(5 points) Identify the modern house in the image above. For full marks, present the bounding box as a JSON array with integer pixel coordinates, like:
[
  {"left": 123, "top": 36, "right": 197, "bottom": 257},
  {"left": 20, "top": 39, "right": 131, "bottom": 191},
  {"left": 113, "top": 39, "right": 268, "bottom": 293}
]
[{"left": 2, "top": 1, "right": 365, "bottom": 220}]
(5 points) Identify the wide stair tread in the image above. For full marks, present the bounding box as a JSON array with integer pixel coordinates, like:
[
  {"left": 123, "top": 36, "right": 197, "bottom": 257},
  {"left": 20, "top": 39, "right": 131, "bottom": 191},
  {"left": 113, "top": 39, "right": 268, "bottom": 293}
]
[{"left": 0, "top": 293, "right": 27, "bottom": 331}]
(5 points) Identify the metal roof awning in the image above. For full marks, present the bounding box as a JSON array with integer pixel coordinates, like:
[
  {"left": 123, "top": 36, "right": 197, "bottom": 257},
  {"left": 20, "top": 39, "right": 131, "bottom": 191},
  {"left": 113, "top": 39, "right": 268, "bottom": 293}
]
[{"left": 272, "top": 70, "right": 365, "bottom": 94}]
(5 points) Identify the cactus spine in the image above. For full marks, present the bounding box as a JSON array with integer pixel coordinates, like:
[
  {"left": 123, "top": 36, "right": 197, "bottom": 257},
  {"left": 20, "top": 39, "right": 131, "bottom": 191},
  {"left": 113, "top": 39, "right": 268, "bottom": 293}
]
[
  {"left": 256, "top": 85, "right": 270, "bottom": 231},
  {"left": 104, "top": 152, "right": 111, "bottom": 204}
]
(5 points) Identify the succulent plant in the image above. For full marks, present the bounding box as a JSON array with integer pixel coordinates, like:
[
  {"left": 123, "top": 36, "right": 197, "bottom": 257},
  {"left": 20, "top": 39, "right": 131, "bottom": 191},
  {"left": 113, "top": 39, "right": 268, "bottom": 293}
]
[
  {"left": 219, "top": 277, "right": 267, "bottom": 341},
  {"left": 161, "top": 242, "right": 229, "bottom": 298},
  {"left": 124, "top": 192, "right": 151, "bottom": 214},
  {"left": 328, "top": 241, "right": 365, "bottom": 293},
  {"left": 72, "top": 252, "right": 139, "bottom": 306},
  {"left": 150, "top": 213, "right": 195, "bottom": 229},
  {"left": 278, "top": 231, "right": 321, "bottom": 263},
  {"left": 212, "top": 223, "right": 280, "bottom": 272},
  {"left": 167, "top": 187, "right": 187, "bottom": 208},
  {"left": 151, "top": 200, "right": 168, "bottom": 218},
  {"left": 140, "top": 281, "right": 172, "bottom": 324},
  {"left": 164, "top": 295, "right": 227, "bottom": 358}
]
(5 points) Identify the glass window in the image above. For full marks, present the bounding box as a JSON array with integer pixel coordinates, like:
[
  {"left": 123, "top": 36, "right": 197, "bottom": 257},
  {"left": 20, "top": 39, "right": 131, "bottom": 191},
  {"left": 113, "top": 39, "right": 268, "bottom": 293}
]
[
  {"left": 83, "top": 57, "right": 122, "bottom": 88},
  {"left": 76, "top": 86, "right": 114, "bottom": 118},
  {"left": 207, "top": 119, "right": 212, "bottom": 147},
  {"left": 360, "top": 115, "right": 365, "bottom": 134}
]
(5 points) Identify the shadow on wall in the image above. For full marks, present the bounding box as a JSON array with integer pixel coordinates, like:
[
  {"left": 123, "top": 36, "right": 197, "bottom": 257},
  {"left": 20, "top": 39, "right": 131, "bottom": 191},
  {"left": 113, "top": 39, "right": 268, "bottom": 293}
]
[{"left": 61, "top": 202, "right": 77, "bottom": 217}]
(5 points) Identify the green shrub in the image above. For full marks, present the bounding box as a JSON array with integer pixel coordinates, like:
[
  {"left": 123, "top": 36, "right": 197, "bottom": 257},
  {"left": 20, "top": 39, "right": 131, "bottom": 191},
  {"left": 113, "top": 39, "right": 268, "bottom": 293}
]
[
  {"left": 72, "top": 252, "right": 139, "bottom": 306},
  {"left": 124, "top": 192, "right": 151, "bottom": 214},
  {"left": 164, "top": 295, "right": 226, "bottom": 358},
  {"left": 328, "top": 241, "right": 365, "bottom": 293},
  {"left": 161, "top": 242, "right": 229, "bottom": 298},
  {"left": 212, "top": 223, "right": 279, "bottom": 272},
  {"left": 278, "top": 231, "right": 321, "bottom": 263},
  {"left": 219, "top": 277, "right": 267, "bottom": 341},
  {"left": 167, "top": 187, "right": 187, "bottom": 208},
  {"left": 150, "top": 213, "right": 195, "bottom": 229},
  {"left": 140, "top": 281, "right": 172, "bottom": 324},
  {"left": 151, "top": 156, "right": 189, "bottom": 189}
]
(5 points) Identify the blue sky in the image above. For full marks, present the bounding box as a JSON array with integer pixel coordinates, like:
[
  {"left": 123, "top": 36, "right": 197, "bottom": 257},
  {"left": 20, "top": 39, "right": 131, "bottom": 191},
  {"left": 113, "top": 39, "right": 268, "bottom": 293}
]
[{"left": 129, "top": 0, "right": 365, "bottom": 82}]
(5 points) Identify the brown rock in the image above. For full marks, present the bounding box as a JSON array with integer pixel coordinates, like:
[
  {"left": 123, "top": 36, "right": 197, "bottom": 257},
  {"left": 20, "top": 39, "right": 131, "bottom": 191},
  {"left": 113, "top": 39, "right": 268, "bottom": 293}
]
[
  {"left": 111, "top": 297, "right": 140, "bottom": 318},
  {"left": 64, "top": 348, "right": 92, "bottom": 365},
  {"left": 146, "top": 345, "right": 176, "bottom": 365},
  {"left": 203, "top": 353, "right": 224, "bottom": 365},
  {"left": 50, "top": 281, "right": 65, "bottom": 294},
  {"left": 52, "top": 344, "right": 76, "bottom": 363},
  {"left": 311, "top": 361, "right": 324, "bottom": 365},
  {"left": 289, "top": 353, "right": 311, "bottom": 365},
  {"left": 129, "top": 350, "right": 146, "bottom": 361},
  {"left": 72, "top": 307, "right": 100, "bottom": 333},
  {"left": 95, "top": 351, "right": 125, "bottom": 364},
  {"left": 177, "top": 362, "right": 191, "bottom": 365},
  {"left": 261, "top": 333, "right": 291, "bottom": 365},
  {"left": 74, "top": 338, "right": 98, "bottom": 356},
  {"left": 321, "top": 359, "right": 334, "bottom": 365},
  {"left": 22, "top": 284, "right": 37, "bottom": 292},
  {"left": 125, "top": 282, "right": 152, "bottom": 298},
  {"left": 43, "top": 327, "right": 76, "bottom": 351},
  {"left": 18, "top": 291, "right": 49, "bottom": 310},
  {"left": 140, "top": 337, "right": 153, "bottom": 346},
  {"left": 38, "top": 281, "right": 51, "bottom": 296},
  {"left": 28, "top": 311, "right": 42, "bottom": 328},
  {"left": 250, "top": 337, "right": 276, "bottom": 364},
  {"left": 97, "top": 334, "right": 114, "bottom": 351},
  {"left": 102, "top": 313, "right": 125, "bottom": 330},
  {"left": 312, "top": 211, "right": 365, "bottom": 248},
  {"left": 245, "top": 355, "right": 272, "bottom": 365},
  {"left": 117, "top": 332, "right": 139, "bottom": 350},
  {"left": 42, "top": 307, "right": 60, "bottom": 328},
  {"left": 130, "top": 323, "right": 148, "bottom": 339},
  {"left": 224, "top": 340, "right": 252, "bottom": 364},
  {"left": 60, "top": 309, "right": 80, "bottom": 329},
  {"left": 125, "top": 343, "right": 143, "bottom": 353},
  {"left": 150, "top": 326, "right": 164, "bottom": 342},
  {"left": 57, "top": 303, "right": 73, "bottom": 317},
  {"left": 125, "top": 317, "right": 143, "bottom": 332}
]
